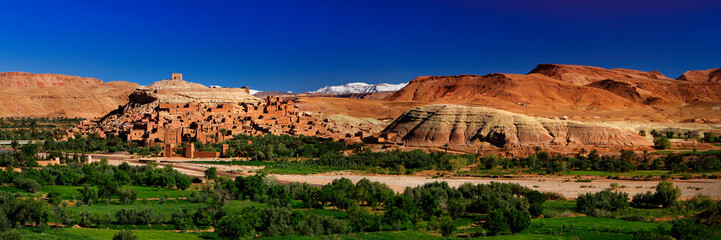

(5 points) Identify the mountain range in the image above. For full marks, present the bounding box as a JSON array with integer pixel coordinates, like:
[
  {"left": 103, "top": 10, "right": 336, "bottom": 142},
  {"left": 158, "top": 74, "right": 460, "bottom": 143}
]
[
  {"left": 311, "top": 82, "right": 408, "bottom": 94},
  {"left": 1, "top": 64, "right": 719, "bottom": 124}
]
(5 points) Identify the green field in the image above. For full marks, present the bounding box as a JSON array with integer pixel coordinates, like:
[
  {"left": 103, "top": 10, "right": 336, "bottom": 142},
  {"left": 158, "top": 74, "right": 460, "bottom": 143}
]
[
  {"left": 5, "top": 180, "right": 720, "bottom": 239},
  {"left": 14, "top": 199, "right": 721, "bottom": 240},
  {"left": 42, "top": 185, "right": 200, "bottom": 200},
  {"left": 21, "top": 228, "right": 206, "bottom": 240}
]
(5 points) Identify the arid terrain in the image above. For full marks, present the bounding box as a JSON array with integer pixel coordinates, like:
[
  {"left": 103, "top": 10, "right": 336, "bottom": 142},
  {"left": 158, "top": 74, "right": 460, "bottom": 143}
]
[{"left": 0, "top": 72, "right": 138, "bottom": 118}]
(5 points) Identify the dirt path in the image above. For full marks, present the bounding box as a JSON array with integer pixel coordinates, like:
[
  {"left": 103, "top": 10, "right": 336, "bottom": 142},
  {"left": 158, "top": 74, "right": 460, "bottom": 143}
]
[{"left": 272, "top": 173, "right": 721, "bottom": 199}]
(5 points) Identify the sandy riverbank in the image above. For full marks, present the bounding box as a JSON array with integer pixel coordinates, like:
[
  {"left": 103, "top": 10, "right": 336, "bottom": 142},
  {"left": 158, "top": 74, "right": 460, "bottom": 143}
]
[{"left": 273, "top": 173, "right": 721, "bottom": 199}]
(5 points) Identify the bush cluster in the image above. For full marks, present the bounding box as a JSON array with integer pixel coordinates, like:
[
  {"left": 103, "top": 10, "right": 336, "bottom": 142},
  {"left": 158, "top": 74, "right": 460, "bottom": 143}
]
[{"left": 632, "top": 181, "right": 681, "bottom": 208}]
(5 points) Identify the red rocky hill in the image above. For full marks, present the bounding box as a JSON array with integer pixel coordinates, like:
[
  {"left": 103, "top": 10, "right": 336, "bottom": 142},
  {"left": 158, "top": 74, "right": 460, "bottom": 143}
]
[{"left": 0, "top": 72, "right": 137, "bottom": 118}]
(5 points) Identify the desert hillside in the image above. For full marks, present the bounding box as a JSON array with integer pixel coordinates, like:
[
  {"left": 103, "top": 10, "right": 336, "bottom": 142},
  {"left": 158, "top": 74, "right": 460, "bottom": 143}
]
[
  {"left": 0, "top": 72, "right": 103, "bottom": 88},
  {"left": 0, "top": 72, "right": 138, "bottom": 118},
  {"left": 383, "top": 64, "right": 721, "bottom": 122},
  {"left": 383, "top": 104, "right": 652, "bottom": 149},
  {"left": 677, "top": 68, "right": 721, "bottom": 83}
]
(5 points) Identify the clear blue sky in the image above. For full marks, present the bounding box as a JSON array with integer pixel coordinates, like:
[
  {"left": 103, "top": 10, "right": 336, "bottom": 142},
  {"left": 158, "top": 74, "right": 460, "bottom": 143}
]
[{"left": 1, "top": 0, "right": 719, "bottom": 92}]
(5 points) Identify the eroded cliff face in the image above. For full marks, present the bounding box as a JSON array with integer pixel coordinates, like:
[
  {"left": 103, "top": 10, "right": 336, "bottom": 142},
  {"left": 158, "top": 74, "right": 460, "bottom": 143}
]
[
  {"left": 383, "top": 104, "right": 652, "bottom": 148},
  {"left": 677, "top": 69, "right": 721, "bottom": 83},
  {"left": 0, "top": 72, "right": 137, "bottom": 118}
]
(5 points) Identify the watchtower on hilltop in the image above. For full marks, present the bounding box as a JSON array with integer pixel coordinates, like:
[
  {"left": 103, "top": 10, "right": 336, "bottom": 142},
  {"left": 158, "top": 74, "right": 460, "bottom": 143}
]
[{"left": 171, "top": 73, "right": 183, "bottom": 81}]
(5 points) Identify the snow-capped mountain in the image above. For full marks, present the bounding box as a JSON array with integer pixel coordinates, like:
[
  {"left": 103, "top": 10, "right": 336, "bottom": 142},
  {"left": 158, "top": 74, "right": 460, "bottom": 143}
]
[{"left": 311, "top": 82, "right": 408, "bottom": 94}]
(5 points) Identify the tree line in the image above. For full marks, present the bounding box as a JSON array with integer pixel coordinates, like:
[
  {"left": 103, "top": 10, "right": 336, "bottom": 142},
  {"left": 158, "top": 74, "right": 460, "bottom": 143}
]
[{"left": 199, "top": 174, "right": 544, "bottom": 238}]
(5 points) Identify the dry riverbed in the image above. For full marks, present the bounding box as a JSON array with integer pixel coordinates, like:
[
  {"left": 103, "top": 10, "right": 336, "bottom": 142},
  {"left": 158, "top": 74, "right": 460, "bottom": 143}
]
[
  {"left": 273, "top": 173, "right": 721, "bottom": 199},
  {"left": 94, "top": 154, "right": 721, "bottom": 199}
]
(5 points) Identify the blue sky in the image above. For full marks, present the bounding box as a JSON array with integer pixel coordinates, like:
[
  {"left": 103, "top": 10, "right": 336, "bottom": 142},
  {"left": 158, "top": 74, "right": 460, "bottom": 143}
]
[{"left": 0, "top": 0, "right": 719, "bottom": 92}]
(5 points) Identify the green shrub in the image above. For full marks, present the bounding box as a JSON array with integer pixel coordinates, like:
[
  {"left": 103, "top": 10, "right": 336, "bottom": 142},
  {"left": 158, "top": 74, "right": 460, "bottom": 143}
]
[
  {"left": 0, "top": 230, "right": 22, "bottom": 240},
  {"left": 440, "top": 215, "right": 456, "bottom": 239},
  {"left": 486, "top": 208, "right": 531, "bottom": 235},
  {"left": 14, "top": 177, "right": 41, "bottom": 193},
  {"left": 671, "top": 220, "right": 710, "bottom": 240},
  {"left": 632, "top": 191, "right": 656, "bottom": 208},
  {"left": 632, "top": 181, "right": 682, "bottom": 209},
  {"left": 113, "top": 229, "right": 137, "bottom": 240},
  {"left": 654, "top": 137, "right": 671, "bottom": 150},
  {"left": 217, "top": 214, "right": 254, "bottom": 239},
  {"left": 576, "top": 190, "right": 629, "bottom": 215},
  {"left": 654, "top": 181, "right": 681, "bottom": 208},
  {"left": 118, "top": 188, "right": 138, "bottom": 205}
]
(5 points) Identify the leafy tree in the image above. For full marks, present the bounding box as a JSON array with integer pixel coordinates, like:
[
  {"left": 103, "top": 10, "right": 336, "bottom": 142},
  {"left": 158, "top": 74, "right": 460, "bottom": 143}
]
[
  {"left": 448, "top": 199, "right": 465, "bottom": 220},
  {"left": 671, "top": 220, "right": 710, "bottom": 240},
  {"left": 319, "top": 178, "right": 356, "bottom": 211},
  {"left": 703, "top": 132, "right": 717, "bottom": 143},
  {"left": 235, "top": 174, "right": 268, "bottom": 201},
  {"left": 194, "top": 206, "right": 215, "bottom": 227},
  {"left": 113, "top": 229, "right": 138, "bottom": 240},
  {"left": 506, "top": 208, "right": 531, "bottom": 233},
  {"left": 654, "top": 181, "right": 681, "bottom": 208},
  {"left": 0, "top": 209, "right": 11, "bottom": 232},
  {"left": 526, "top": 190, "right": 546, "bottom": 217},
  {"left": 355, "top": 178, "right": 393, "bottom": 209},
  {"left": 78, "top": 211, "right": 94, "bottom": 227},
  {"left": 383, "top": 206, "right": 409, "bottom": 231},
  {"left": 0, "top": 230, "right": 22, "bottom": 240},
  {"left": 348, "top": 204, "right": 379, "bottom": 232},
  {"left": 448, "top": 157, "right": 467, "bottom": 171},
  {"left": 77, "top": 185, "right": 99, "bottom": 204},
  {"left": 14, "top": 178, "right": 41, "bottom": 193},
  {"left": 632, "top": 191, "right": 657, "bottom": 208},
  {"left": 118, "top": 188, "right": 138, "bottom": 205},
  {"left": 258, "top": 207, "right": 297, "bottom": 237},
  {"left": 439, "top": 215, "right": 456, "bottom": 239},
  {"left": 486, "top": 209, "right": 510, "bottom": 235},
  {"left": 576, "top": 190, "right": 629, "bottom": 215},
  {"left": 188, "top": 191, "right": 209, "bottom": 203},
  {"left": 696, "top": 201, "right": 721, "bottom": 226},
  {"left": 96, "top": 176, "right": 119, "bottom": 200},
  {"left": 171, "top": 209, "right": 195, "bottom": 231},
  {"left": 654, "top": 137, "right": 671, "bottom": 150},
  {"left": 486, "top": 208, "right": 531, "bottom": 235},
  {"left": 175, "top": 174, "right": 191, "bottom": 190},
  {"left": 46, "top": 191, "right": 62, "bottom": 207},
  {"left": 204, "top": 167, "right": 217, "bottom": 181}
]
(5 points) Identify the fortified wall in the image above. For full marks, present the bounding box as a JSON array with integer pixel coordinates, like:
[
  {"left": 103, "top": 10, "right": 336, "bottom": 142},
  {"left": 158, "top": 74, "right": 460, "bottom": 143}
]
[
  {"left": 75, "top": 96, "right": 366, "bottom": 147},
  {"left": 68, "top": 74, "right": 374, "bottom": 157}
]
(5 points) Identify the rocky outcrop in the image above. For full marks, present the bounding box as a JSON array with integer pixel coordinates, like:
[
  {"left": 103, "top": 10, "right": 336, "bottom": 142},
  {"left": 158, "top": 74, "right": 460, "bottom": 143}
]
[
  {"left": 131, "top": 78, "right": 260, "bottom": 104},
  {"left": 677, "top": 69, "right": 721, "bottom": 83},
  {"left": 585, "top": 79, "right": 643, "bottom": 102},
  {"left": 383, "top": 105, "right": 652, "bottom": 148},
  {"left": 528, "top": 64, "right": 672, "bottom": 85}
]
